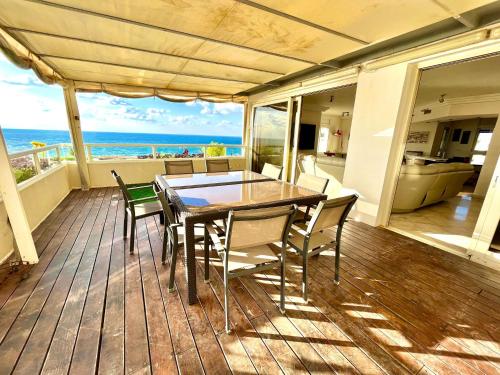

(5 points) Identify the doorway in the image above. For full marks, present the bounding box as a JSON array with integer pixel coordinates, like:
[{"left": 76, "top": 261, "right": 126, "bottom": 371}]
[
  {"left": 292, "top": 85, "right": 357, "bottom": 194},
  {"left": 388, "top": 54, "right": 500, "bottom": 258}
]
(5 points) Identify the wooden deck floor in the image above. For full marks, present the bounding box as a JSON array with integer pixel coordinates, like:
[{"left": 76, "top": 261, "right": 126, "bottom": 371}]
[{"left": 1, "top": 188, "right": 500, "bottom": 374}]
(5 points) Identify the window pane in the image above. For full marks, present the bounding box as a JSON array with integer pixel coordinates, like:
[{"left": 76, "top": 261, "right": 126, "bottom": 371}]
[
  {"left": 251, "top": 102, "right": 288, "bottom": 172},
  {"left": 474, "top": 131, "right": 493, "bottom": 152},
  {"left": 471, "top": 154, "right": 486, "bottom": 165}
]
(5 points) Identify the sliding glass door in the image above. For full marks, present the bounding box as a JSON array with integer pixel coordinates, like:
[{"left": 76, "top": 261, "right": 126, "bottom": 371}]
[{"left": 251, "top": 102, "right": 289, "bottom": 173}]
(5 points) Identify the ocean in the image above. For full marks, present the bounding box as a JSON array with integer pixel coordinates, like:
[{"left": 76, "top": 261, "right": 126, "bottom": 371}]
[{"left": 3, "top": 128, "right": 243, "bottom": 157}]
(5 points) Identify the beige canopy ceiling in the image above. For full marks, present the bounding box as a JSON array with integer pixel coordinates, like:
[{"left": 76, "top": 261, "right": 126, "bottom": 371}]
[{"left": 0, "top": 0, "right": 496, "bottom": 101}]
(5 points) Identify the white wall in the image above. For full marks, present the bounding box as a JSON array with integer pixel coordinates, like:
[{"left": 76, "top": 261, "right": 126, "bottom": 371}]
[
  {"left": 0, "top": 165, "right": 71, "bottom": 263},
  {"left": 342, "top": 63, "right": 415, "bottom": 225},
  {"left": 87, "top": 157, "right": 247, "bottom": 187}
]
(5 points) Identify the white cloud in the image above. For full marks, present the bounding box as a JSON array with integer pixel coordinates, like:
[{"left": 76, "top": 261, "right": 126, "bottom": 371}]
[
  {"left": 213, "top": 102, "right": 243, "bottom": 115},
  {"left": 196, "top": 101, "right": 243, "bottom": 115}
]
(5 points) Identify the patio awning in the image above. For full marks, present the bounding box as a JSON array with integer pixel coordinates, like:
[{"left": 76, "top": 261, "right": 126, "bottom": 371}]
[{"left": 0, "top": 0, "right": 495, "bottom": 102}]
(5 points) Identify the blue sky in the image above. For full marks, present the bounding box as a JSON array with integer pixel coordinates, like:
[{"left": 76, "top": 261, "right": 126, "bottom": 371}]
[{"left": 0, "top": 54, "right": 243, "bottom": 136}]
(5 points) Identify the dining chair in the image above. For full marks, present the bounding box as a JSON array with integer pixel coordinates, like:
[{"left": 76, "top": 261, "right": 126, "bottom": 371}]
[
  {"left": 155, "top": 189, "right": 205, "bottom": 292},
  {"left": 111, "top": 170, "right": 163, "bottom": 253},
  {"left": 294, "top": 172, "right": 329, "bottom": 222},
  {"left": 206, "top": 159, "right": 230, "bottom": 172},
  {"left": 164, "top": 160, "right": 194, "bottom": 175},
  {"left": 261, "top": 163, "right": 283, "bottom": 179},
  {"left": 205, "top": 204, "right": 297, "bottom": 333},
  {"left": 287, "top": 194, "right": 358, "bottom": 302}
]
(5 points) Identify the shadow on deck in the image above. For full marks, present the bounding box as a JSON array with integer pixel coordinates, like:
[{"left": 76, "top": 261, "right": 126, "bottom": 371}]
[{"left": 0, "top": 188, "right": 499, "bottom": 374}]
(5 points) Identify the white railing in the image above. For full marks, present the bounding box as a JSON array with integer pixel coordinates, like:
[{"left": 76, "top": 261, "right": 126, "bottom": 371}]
[
  {"left": 8, "top": 142, "right": 247, "bottom": 183},
  {"left": 84, "top": 143, "right": 247, "bottom": 161},
  {"left": 8, "top": 144, "right": 70, "bottom": 184}
]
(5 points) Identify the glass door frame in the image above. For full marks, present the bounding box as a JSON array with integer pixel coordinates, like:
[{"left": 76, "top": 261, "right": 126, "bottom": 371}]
[
  {"left": 249, "top": 98, "right": 294, "bottom": 181},
  {"left": 381, "top": 52, "right": 500, "bottom": 262}
]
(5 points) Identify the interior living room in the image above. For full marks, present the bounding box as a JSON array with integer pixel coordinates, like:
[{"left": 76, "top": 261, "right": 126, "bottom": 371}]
[
  {"left": 296, "top": 85, "right": 357, "bottom": 195},
  {"left": 389, "top": 54, "right": 500, "bottom": 255}
]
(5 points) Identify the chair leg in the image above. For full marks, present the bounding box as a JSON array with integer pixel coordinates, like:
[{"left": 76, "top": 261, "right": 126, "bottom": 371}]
[
  {"left": 130, "top": 218, "right": 136, "bottom": 254},
  {"left": 123, "top": 211, "right": 128, "bottom": 238},
  {"left": 280, "top": 259, "right": 286, "bottom": 314},
  {"left": 204, "top": 226, "right": 210, "bottom": 283},
  {"left": 302, "top": 252, "right": 308, "bottom": 302},
  {"left": 334, "top": 241, "right": 340, "bottom": 285},
  {"left": 168, "top": 241, "right": 178, "bottom": 292},
  {"left": 224, "top": 262, "right": 230, "bottom": 334},
  {"left": 161, "top": 228, "right": 168, "bottom": 264},
  {"left": 159, "top": 212, "right": 165, "bottom": 225}
]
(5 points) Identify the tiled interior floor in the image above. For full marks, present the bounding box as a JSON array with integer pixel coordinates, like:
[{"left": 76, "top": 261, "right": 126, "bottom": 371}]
[{"left": 389, "top": 192, "right": 484, "bottom": 254}]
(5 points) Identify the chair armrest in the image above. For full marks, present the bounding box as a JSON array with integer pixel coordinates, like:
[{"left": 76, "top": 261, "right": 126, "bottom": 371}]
[
  {"left": 205, "top": 223, "right": 225, "bottom": 252},
  {"left": 127, "top": 183, "right": 154, "bottom": 190},
  {"left": 128, "top": 196, "right": 159, "bottom": 205}
]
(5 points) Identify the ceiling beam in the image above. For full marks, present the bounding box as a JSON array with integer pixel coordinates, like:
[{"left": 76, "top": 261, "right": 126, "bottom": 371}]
[
  {"left": 235, "top": 0, "right": 369, "bottom": 45},
  {"left": 5, "top": 26, "right": 286, "bottom": 76},
  {"left": 41, "top": 54, "right": 279, "bottom": 86},
  {"left": 26, "top": 0, "right": 319, "bottom": 65}
]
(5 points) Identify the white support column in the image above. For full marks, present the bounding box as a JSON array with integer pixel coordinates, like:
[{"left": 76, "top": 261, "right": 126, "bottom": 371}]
[
  {"left": 343, "top": 63, "right": 419, "bottom": 226},
  {"left": 290, "top": 96, "right": 303, "bottom": 184},
  {"left": 282, "top": 97, "right": 294, "bottom": 181},
  {"left": 63, "top": 82, "right": 90, "bottom": 190},
  {"left": 242, "top": 102, "right": 252, "bottom": 171},
  {"left": 0, "top": 127, "right": 38, "bottom": 264}
]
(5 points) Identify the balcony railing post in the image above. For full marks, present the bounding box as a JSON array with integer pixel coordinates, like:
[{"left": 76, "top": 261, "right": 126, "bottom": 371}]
[
  {"left": 32, "top": 152, "right": 41, "bottom": 175},
  {"left": 56, "top": 145, "right": 61, "bottom": 162},
  {"left": 152, "top": 146, "right": 157, "bottom": 159},
  {"left": 86, "top": 144, "right": 93, "bottom": 161}
]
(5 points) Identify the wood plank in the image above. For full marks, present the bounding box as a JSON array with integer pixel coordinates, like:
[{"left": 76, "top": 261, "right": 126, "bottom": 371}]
[
  {"left": 168, "top": 228, "right": 232, "bottom": 375},
  {"left": 0, "top": 190, "right": 85, "bottom": 315},
  {"left": 0, "top": 191, "right": 499, "bottom": 375},
  {"left": 0, "top": 189, "right": 99, "bottom": 374},
  {"left": 192, "top": 256, "right": 260, "bottom": 374},
  {"left": 144, "top": 217, "right": 203, "bottom": 375},
  {"left": 0, "top": 190, "right": 80, "bottom": 309},
  {"left": 343, "top": 225, "right": 500, "bottom": 320},
  {"left": 68, "top": 188, "right": 119, "bottom": 374},
  {"left": 12, "top": 189, "right": 110, "bottom": 374},
  {"left": 124, "top": 219, "right": 151, "bottom": 374},
  {"left": 98, "top": 196, "right": 126, "bottom": 374},
  {"left": 136, "top": 218, "right": 178, "bottom": 374},
  {"left": 308, "top": 250, "right": 484, "bottom": 375},
  {"left": 196, "top": 253, "right": 281, "bottom": 374},
  {"left": 336, "top": 233, "right": 500, "bottom": 373},
  {"left": 260, "top": 254, "right": 413, "bottom": 375},
  {"left": 339, "top": 227, "right": 500, "bottom": 361},
  {"left": 42, "top": 188, "right": 117, "bottom": 374}
]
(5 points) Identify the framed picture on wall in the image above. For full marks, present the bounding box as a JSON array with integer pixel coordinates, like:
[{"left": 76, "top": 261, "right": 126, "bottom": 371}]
[
  {"left": 461, "top": 130, "right": 471, "bottom": 144},
  {"left": 452, "top": 129, "right": 461, "bottom": 142}
]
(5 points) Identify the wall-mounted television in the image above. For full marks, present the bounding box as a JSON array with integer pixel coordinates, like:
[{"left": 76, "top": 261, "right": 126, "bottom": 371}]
[{"left": 298, "top": 124, "right": 316, "bottom": 150}]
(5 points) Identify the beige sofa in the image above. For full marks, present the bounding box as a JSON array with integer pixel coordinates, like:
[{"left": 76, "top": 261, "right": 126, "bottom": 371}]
[
  {"left": 392, "top": 163, "right": 474, "bottom": 213},
  {"left": 299, "top": 155, "right": 346, "bottom": 183}
]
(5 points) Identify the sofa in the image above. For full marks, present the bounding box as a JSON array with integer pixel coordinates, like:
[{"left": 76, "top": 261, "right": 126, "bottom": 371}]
[
  {"left": 298, "top": 154, "right": 346, "bottom": 183},
  {"left": 392, "top": 162, "right": 474, "bottom": 213}
]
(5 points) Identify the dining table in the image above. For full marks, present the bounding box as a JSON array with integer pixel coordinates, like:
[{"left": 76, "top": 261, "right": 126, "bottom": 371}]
[{"left": 156, "top": 170, "right": 327, "bottom": 304}]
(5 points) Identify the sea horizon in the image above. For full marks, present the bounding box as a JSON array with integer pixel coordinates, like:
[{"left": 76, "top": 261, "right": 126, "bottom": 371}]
[{"left": 3, "top": 128, "right": 243, "bottom": 156}]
